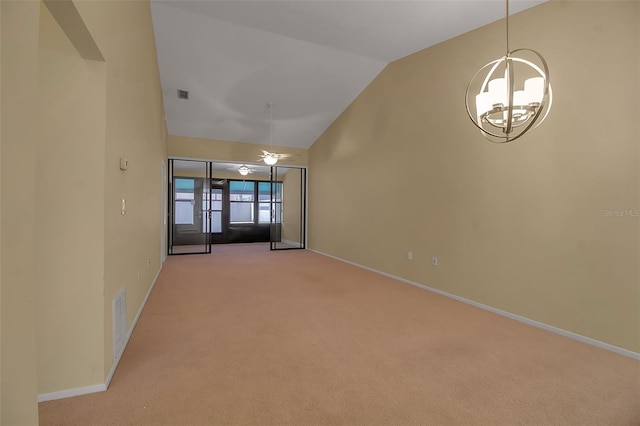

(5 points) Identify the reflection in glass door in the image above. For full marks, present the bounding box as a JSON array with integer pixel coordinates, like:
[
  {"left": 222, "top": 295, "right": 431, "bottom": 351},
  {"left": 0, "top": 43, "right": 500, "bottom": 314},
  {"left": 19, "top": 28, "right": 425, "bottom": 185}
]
[
  {"left": 168, "top": 159, "right": 212, "bottom": 255},
  {"left": 270, "top": 166, "right": 306, "bottom": 250}
]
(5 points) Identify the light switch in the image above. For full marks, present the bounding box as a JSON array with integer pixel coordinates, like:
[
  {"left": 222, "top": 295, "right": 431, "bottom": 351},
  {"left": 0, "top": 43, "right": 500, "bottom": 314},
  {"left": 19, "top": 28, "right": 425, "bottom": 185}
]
[{"left": 120, "top": 157, "right": 129, "bottom": 171}]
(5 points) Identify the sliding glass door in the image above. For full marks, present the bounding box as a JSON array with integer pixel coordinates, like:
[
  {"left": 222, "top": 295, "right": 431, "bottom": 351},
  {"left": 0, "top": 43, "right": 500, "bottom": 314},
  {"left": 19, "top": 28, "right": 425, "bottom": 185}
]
[
  {"left": 167, "top": 160, "right": 306, "bottom": 252},
  {"left": 168, "top": 159, "right": 212, "bottom": 255},
  {"left": 270, "top": 166, "right": 306, "bottom": 250}
]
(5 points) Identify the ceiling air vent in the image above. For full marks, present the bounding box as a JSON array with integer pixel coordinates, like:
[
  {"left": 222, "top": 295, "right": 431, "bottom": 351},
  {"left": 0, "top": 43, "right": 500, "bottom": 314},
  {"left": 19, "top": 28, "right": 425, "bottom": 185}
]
[{"left": 177, "top": 89, "right": 189, "bottom": 100}]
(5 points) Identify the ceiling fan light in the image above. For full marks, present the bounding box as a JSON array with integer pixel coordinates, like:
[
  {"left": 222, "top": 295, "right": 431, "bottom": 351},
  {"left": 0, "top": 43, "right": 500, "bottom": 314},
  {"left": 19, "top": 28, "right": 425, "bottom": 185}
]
[
  {"left": 263, "top": 154, "right": 278, "bottom": 166},
  {"left": 238, "top": 165, "right": 251, "bottom": 176}
]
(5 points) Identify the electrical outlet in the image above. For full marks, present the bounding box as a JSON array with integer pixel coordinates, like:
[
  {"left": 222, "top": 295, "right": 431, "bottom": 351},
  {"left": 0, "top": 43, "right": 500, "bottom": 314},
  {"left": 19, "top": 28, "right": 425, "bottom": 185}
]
[
  {"left": 407, "top": 251, "right": 413, "bottom": 261},
  {"left": 432, "top": 256, "right": 438, "bottom": 266},
  {"left": 121, "top": 198, "right": 126, "bottom": 215}
]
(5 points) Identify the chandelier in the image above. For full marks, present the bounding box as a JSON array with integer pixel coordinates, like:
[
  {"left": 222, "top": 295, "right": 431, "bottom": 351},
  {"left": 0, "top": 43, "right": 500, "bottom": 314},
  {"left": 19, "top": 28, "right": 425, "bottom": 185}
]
[{"left": 465, "top": 0, "right": 552, "bottom": 143}]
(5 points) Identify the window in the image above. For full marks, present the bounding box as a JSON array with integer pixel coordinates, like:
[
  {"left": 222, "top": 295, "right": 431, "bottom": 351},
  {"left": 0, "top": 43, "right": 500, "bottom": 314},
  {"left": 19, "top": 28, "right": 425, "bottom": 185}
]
[
  {"left": 203, "top": 188, "right": 223, "bottom": 232},
  {"left": 229, "top": 181, "right": 255, "bottom": 223},
  {"left": 174, "top": 178, "right": 195, "bottom": 225},
  {"left": 258, "top": 181, "right": 282, "bottom": 223}
]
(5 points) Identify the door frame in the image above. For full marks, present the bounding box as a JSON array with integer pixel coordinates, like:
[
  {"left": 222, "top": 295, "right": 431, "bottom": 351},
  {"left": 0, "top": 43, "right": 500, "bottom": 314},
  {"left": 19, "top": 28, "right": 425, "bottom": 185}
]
[{"left": 270, "top": 165, "right": 307, "bottom": 250}]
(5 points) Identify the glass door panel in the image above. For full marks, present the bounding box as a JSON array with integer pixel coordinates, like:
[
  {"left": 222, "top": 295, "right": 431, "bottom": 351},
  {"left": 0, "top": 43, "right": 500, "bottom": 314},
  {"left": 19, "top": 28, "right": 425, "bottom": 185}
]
[
  {"left": 210, "top": 188, "right": 223, "bottom": 233},
  {"left": 168, "top": 159, "right": 211, "bottom": 255},
  {"left": 270, "top": 166, "right": 306, "bottom": 250}
]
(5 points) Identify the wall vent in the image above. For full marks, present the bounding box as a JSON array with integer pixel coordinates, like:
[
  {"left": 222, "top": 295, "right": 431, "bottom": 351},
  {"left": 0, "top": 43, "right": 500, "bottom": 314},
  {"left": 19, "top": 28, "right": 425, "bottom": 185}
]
[
  {"left": 113, "top": 288, "right": 127, "bottom": 360},
  {"left": 177, "top": 89, "right": 189, "bottom": 100}
]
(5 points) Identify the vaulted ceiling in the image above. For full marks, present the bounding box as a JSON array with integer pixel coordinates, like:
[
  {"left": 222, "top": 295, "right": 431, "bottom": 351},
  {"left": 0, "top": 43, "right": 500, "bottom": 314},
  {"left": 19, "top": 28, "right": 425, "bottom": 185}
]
[{"left": 151, "top": 0, "right": 545, "bottom": 150}]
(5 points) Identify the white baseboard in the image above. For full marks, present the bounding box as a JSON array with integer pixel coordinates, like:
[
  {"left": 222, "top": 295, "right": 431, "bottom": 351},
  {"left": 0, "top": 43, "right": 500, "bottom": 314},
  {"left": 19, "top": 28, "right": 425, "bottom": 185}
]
[
  {"left": 37, "top": 265, "right": 163, "bottom": 403},
  {"left": 309, "top": 249, "right": 640, "bottom": 361},
  {"left": 37, "top": 383, "right": 107, "bottom": 403},
  {"left": 281, "top": 238, "right": 302, "bottom": 247}
]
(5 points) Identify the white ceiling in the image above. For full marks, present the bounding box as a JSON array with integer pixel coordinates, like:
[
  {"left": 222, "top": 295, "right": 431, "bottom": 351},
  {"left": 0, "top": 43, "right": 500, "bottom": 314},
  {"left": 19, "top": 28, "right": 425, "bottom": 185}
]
[{"left": 151, "top": 0, "right": 545, "bottom": 150}]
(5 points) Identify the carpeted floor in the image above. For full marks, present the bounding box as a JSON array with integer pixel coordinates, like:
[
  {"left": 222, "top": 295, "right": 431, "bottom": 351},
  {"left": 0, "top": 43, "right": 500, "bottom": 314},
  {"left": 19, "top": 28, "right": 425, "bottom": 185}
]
[{"left": 39, "top": 245, "right": 640, "bottom": 425}]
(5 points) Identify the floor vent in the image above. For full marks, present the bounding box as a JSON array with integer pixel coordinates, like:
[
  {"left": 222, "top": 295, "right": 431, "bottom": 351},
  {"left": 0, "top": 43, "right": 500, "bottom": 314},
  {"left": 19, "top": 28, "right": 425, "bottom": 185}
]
[{"left": 113, "top": 288, "right": 127, "bottom": 360}]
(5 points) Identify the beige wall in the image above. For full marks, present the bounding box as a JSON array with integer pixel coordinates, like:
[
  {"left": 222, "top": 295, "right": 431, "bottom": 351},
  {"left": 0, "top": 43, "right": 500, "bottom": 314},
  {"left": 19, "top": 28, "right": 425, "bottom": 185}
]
[
  {"left": 309, "top": 1, "right": 639, "bottom": 353},
  {"left": 169, "top": 134, "right": 308, "bottom": 166},
  {"left": 71, "top": 0, "right": 168, "bottom": 380},
  {"left": 1, "top": 2, "right": 41, "bottom": 423},
  {"left": 36, "top": 2, "right": 106, "bottom": 394},
  {"left": 1, "top": 0, "right": 167, "bottom": 422}
]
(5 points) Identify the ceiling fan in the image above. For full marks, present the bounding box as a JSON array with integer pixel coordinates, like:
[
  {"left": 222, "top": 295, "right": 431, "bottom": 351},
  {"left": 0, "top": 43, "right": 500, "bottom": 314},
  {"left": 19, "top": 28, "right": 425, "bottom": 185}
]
[
  {"left": 227, "top": 164, "right": 255, "bottom": 176},
  {"left": 260, "top": 102, "right": 293, "bottom": 166},
  {"left": 259, "top": 150, "right": 293, "bottom": 165}
]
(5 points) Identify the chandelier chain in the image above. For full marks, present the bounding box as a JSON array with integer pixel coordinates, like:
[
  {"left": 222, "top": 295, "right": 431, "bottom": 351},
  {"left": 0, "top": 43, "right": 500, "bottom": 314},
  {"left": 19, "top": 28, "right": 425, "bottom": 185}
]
[{"left": 505, "top": 0, "right": 509, "bottom": 54}]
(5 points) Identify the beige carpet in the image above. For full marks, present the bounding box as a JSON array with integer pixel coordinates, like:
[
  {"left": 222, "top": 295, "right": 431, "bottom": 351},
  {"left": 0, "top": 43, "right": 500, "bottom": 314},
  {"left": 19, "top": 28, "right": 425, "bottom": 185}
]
[{"left": 39, "top": 244, "right": 640, "bottom": 425}]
